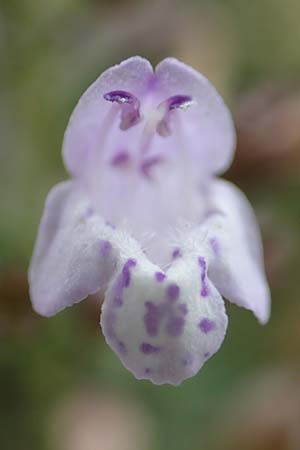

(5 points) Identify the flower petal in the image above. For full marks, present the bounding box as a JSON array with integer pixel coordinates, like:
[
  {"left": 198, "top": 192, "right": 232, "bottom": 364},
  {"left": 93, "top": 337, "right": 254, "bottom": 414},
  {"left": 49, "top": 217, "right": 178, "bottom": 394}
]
[
  {"left": 155, "top": 58, "right": 236, "bottom": 175},
  {"left": 206, "top": 179, "right": 271, "bottom": 324},
  {"left": 101, "top": 254, "right": 228, "bottom": 385},
  {"left": 29, "top": 181, "right": 119, "bottom": 316},
  {"left": 63, "top": 56, "right": 153, "bottom": 179}
]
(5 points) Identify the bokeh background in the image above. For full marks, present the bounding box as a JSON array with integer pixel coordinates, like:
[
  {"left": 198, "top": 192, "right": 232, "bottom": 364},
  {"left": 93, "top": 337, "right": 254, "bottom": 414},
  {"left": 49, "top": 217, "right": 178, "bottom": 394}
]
[{"left": 1, "top": 1, "right": 300, "bottom": 449}]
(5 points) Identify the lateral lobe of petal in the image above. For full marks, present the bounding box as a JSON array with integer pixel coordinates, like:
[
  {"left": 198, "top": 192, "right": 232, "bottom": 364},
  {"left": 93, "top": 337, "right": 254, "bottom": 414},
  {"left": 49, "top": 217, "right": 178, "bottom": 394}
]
[
  {"left": 205, "top": 179, "right": 271, "bottom": 324},
  {"left": 29, "top": 180, "right": 143, "bottom": 317}
]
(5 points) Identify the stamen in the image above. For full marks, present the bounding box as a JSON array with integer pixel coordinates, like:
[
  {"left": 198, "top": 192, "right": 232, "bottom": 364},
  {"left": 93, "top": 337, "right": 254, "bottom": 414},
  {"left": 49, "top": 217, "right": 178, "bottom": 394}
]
[
  {"left": 103, "top": 90, "right": 141, "bottom": 130},
  {"left": 167, "top": 95, "right": 194, "bottom": 110},
  {"left": 156, "top": 94, "right": 195, "bottom": 137}
]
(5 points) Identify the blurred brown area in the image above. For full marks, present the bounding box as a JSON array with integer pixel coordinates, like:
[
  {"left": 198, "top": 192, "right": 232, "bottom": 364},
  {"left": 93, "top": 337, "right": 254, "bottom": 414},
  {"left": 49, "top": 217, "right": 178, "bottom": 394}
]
[
  {"left": 214, "top": 370, "right": 300, "bottom": 450},
  {"left": 1, "top": 1, "right": 300, "bottom": 450}
]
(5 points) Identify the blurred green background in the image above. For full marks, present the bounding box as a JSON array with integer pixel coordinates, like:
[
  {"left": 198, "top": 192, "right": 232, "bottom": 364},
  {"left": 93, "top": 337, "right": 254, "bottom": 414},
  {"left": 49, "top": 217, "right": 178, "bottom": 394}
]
[{"left": 1, "top": 1, "right": 300, "bottom": 449}]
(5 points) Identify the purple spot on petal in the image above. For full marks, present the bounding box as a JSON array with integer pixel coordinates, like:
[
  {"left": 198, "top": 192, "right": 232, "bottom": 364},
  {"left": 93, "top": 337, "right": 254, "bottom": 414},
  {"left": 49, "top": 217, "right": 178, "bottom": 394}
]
[
  {"left": 198, "top": 256, "right": 209, "bottom": 297},
  {"left": 178, "top": 303, "right": 188, "bottom": 315},
  {"left": 111, "top": 150, "right": 130, "bottom": 167},
  {"left": 166, "top": 316, "right": 185, "bottom": 337},
  {"left": 122, "top": 258, "right": 137, "bottom": 288},
  {"left": 112, "top": 259, "right": 136, "bottom": 307},
  {"left": 172, "top": 248, "right": 182, "bottom": 259},
  {"left": 166, "top": 284, "right": 180, "bottom": 302},
  {"left": 144, "top": 367, "right": 152, "bottom": 375},
  {"left": 100, "top": 240, "right": 112, "bottom": 257},
  {"left": 199, "top": 318, "right": 216, "bottom": 334},
  {"left": 155, "top": 272, "right": 166, "bottom": 282},
  {"left": 144, "top": 302, "right": 160, "bottom": 337},
  {"left": 140, "top": 342, "right": 161, "bottom": 354},
  {"left": 204, "top": 352, "right": 210, "bottom": 358}
]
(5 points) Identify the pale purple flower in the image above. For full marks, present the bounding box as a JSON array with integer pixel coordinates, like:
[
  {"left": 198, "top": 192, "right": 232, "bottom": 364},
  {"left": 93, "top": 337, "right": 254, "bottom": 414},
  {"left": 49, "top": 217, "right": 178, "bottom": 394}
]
[{"left": 29, "top": 57, "right": 271, "bottom": 385}]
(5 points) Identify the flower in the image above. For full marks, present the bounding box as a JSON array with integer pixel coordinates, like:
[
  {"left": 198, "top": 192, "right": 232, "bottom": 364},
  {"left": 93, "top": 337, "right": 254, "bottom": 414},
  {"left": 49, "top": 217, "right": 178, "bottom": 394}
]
[{"left": 29, "top": 57, "right": 271, "bottom": 385}]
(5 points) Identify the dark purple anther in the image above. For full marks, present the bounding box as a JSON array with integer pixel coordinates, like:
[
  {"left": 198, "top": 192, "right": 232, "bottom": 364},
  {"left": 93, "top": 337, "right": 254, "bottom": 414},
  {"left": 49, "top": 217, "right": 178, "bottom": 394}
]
[
  {"left": 198, "top": 256, "right": 209, "bottom": 297},
  {"left": 166, "top": 283, "right": 180, "bottom": 302},
  {"left": 198, "top": 318, "right": 216, "bottom": 334},
  {"left": 104, "top": 90, "right": 141, "bottom": 130},
  {"left": 156, "top": 95, "right": 194, "bottom": 136},
  {"left": 155, "top": 272, "right": 166, "bottom": 282},
  {"left": 111, "top": 150, "right": 130, "bottom": 167},
  {"left": 140, "top": 342, "right": 161, "bottom": 354},
  {"left": 167, "top": 95, "right": 193, "bottom": 111}
]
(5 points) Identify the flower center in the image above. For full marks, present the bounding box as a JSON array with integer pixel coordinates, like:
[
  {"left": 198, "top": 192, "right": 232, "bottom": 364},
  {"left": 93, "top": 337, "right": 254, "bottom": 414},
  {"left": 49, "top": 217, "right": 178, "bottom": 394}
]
[{"left": 103, "top": 90, "right": 194, "bottom": 137}]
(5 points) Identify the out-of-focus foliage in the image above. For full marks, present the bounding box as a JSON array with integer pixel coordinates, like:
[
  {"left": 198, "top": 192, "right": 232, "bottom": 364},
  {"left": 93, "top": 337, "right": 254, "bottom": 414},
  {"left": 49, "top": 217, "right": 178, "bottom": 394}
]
[{"left": 1, "top": 1, "right": 300, "bottom": 449}]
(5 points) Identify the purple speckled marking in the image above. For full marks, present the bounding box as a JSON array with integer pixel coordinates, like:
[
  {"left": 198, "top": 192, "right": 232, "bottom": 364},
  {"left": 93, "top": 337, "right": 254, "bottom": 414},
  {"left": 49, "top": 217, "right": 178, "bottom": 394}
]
[
  {"left": 111, "top": 150, "right": 130, "bottom": 167},
  {"left": 122, "top": 258, "right": 137, "bottom": 288},
  {"left": 198, "top": 256, "right": 209, "bottom": 297},
  {"left": 199, "top": 318, "right": 216, "bottom": 334},
  {"left": 204, "top": 352, "right": 210, "bottom": 358},
  {"left": 144, "top": 367, "right": 152, "bottom": 374},
  {"left": 100, "top": 240, "right": 112, "bottom": 257},
  {"left": 144, "top": 302, "right": 160, "bottom": 337},
  {"left": 172, "top": 248, "right": 182, "bottom": 259},
  {"left": 155, "top": 272, "right": 166, "bottom": 282},
  {"left": 166, "top": 316, "right": 185, "bottom": 337},
  {"left": 209, "top": 237, "right": 220, "bottom": 256},
  {"left": 112, "top": 259, "right": 137, "bottom": 307},
  {"left": 144, "top": 288, "right": 185, "bottom": 338},
  {"left": 178, "top": 303, "right": 188, "bottom": 315},
  {"left": 166, "top": 283, "right": 180, "bottom": 302},
  {"left": 140, "top": 342, "right": 161, "bottom": 354}
]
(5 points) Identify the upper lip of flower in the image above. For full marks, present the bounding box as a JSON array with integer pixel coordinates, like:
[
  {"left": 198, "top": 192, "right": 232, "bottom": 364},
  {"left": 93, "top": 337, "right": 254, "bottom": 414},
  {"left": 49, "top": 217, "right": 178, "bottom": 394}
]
[{"left": 29, "top": 56, "right": 270, "bottom": 386}]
